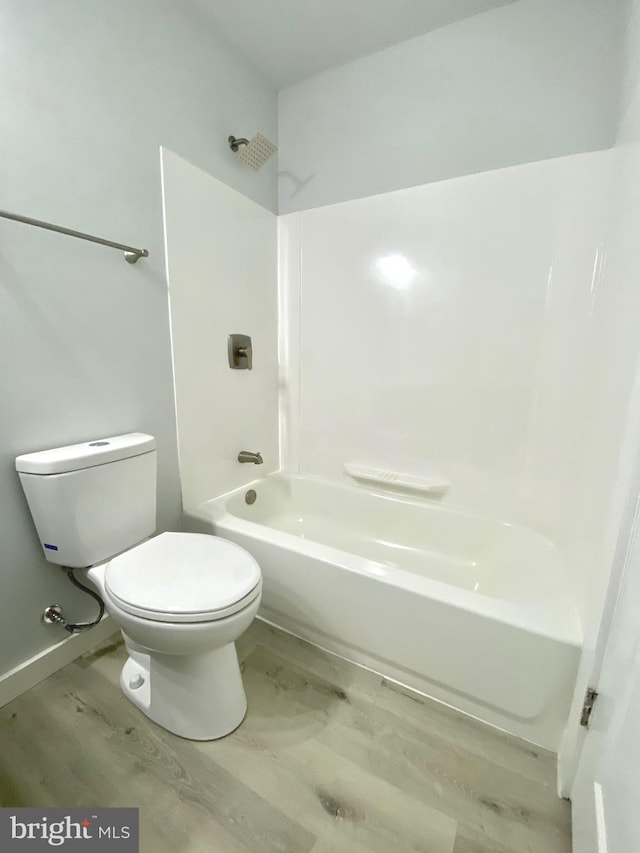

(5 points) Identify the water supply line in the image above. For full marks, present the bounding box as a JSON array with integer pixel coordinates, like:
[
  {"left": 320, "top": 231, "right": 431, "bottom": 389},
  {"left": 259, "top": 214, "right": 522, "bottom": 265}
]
[{"left": 42, "top": 569, "right": 105, "bottom": 633}]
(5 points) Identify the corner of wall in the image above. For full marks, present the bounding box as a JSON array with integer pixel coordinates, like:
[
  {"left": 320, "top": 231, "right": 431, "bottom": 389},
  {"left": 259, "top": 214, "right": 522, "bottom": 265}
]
[{"left": 277, "top": 213, "right": 302, "bottom": 473}]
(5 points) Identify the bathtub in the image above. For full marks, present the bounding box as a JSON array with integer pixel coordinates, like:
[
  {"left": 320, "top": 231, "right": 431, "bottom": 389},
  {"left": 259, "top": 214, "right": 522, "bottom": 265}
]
[{"left": 185, "top": 472, "right": 582, "bottom": 749}]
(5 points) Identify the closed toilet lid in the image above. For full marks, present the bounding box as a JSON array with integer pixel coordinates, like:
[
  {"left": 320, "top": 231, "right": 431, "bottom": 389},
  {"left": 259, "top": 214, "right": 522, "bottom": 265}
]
[{"left": 104, "top": 532, "right": 261, "bottom": 623}]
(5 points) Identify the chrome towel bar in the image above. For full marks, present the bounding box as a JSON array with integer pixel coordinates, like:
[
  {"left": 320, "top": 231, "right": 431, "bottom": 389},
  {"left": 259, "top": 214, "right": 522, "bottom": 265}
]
[{"left": 0, "top": 208, "right": 149, "bottom": 264}]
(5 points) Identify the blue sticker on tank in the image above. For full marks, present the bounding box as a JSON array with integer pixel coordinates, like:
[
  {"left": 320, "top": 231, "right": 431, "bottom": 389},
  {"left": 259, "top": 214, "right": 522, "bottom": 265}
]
[{"left": 44, "top": 543, "right": 59, "bottom": 551}]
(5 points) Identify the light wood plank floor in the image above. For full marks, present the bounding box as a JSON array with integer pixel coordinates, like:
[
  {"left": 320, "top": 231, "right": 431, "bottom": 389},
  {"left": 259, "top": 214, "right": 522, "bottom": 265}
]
[{"left": 0, "top": 620, "right": 571, "bottom": 853}]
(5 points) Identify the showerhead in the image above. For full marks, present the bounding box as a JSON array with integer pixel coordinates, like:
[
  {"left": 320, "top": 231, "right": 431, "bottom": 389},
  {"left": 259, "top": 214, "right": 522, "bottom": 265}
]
[{"left": 228, "top": 132, "right": 277, "bottom": 170}]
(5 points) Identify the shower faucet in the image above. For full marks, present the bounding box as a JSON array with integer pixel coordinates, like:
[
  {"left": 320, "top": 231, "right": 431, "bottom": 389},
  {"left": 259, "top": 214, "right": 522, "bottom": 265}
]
[
  {"left": 228, "top": 132, "right": 277, "bottom": 170},
  {"left": 238, "top": 451, "right": 263, "bottom": 464}
]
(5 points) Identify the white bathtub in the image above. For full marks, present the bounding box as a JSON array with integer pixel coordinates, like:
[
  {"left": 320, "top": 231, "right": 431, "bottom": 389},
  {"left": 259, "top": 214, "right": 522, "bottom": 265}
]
[{"left": 186, "top": 472, "right": 581, "bottom": 749}]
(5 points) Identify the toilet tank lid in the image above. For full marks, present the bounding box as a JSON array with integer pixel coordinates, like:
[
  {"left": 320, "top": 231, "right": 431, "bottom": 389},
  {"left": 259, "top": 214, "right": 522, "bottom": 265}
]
[{"left": 15, "top": 433, "right": 156, "bottom": 475}]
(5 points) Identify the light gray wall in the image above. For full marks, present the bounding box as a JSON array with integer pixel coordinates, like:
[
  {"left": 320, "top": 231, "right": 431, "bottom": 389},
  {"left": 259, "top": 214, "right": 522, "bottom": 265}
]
[
  {"left": 278, "top": 0, "right": 625, "bottom": 213},
  {"left": 0, "top": 0, "right": 277, "bottom": 676}
]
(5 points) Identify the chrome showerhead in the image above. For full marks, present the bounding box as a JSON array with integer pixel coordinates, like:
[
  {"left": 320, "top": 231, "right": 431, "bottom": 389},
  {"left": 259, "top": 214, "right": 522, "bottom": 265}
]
[{"left": 228, "top": 132, "right": 277, "bottom": 170}]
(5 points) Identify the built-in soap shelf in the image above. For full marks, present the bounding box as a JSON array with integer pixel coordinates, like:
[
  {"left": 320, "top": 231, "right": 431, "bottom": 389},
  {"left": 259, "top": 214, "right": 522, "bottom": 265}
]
[{"left": 343, "top": 463, "right": 450, "bottom": 497}]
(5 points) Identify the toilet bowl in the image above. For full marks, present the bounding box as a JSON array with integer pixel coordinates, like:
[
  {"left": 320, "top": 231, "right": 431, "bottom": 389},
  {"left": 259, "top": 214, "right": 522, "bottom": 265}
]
[
  {"left": 15, "top": 433, "right": 263, "bottom": 741},
  {"left": 87, "top": 531, "right": 262, "bottom": 740}
]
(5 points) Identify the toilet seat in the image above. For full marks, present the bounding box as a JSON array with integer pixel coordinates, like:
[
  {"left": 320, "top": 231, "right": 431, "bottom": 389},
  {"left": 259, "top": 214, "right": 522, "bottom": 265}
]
[{"left": 104, "top": 531, "right": 262, "bottom": 624}]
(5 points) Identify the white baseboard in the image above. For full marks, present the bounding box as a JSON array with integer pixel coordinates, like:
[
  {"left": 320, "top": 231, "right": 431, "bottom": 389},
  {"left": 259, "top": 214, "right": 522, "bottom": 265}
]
[{"left": 0, "top": 617, "right": 119, "bottom": 709}]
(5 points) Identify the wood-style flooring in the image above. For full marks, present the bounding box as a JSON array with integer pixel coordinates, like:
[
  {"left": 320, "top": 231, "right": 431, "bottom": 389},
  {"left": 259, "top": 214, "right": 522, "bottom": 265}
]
[{"left": 0, "top": 620, "right": 571, "bottom": 852}]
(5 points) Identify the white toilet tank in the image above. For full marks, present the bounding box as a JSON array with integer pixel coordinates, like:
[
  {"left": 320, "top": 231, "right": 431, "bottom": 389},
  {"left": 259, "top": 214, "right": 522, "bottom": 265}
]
[{"left": 16, "top": 433, "right": 157, "bottom": 568}]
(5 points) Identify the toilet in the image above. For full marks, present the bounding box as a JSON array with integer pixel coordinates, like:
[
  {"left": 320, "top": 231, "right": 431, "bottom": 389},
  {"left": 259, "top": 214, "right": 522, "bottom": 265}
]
[{"left": 15, "top": 432, "right": 262, "bottom": 741}]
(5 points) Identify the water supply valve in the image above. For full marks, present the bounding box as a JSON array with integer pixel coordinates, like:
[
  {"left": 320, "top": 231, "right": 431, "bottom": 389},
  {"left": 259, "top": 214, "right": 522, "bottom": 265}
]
[{"left": 42, "top": 604, "right": 67, "bottom": 626}]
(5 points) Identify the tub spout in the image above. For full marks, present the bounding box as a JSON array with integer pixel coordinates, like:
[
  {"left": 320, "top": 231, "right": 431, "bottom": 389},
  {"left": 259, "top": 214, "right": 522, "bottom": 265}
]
[{"left": 238, "top": 451, "right": 263, "bottom": 464}]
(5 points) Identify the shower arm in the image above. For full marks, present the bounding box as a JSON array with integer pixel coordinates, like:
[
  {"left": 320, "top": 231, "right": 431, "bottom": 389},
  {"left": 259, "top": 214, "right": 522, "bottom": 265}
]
[{"left": 228, "top": 136, "right": 250, "bottom": 152}]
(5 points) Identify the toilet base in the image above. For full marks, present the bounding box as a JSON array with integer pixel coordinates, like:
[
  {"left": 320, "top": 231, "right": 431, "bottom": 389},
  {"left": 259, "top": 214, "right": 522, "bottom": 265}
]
[{"left": 120, "top": 641, "right": 248, "bottom": 740}]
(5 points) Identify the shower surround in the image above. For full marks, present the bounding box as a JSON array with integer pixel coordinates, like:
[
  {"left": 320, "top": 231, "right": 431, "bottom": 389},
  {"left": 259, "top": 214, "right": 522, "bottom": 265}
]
[{"left": 164, "top": 148, "right": 614, "bottom": 748}]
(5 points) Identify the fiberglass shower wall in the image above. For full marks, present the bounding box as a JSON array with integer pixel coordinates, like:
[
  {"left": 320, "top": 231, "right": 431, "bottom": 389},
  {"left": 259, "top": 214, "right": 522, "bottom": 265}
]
[{"left": 278, "top": 151, "right": 612, "bottom": 632}]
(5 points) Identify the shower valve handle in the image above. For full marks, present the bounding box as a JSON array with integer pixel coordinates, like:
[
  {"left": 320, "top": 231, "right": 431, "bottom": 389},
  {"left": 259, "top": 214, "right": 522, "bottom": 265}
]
[{"left": 228, "top": 334, "right": 253, "bottom": 370}]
